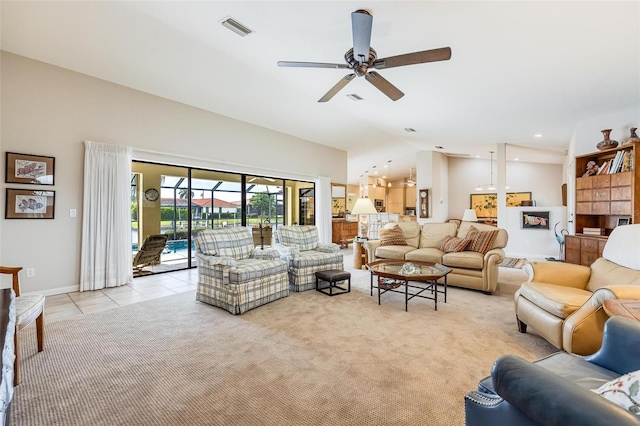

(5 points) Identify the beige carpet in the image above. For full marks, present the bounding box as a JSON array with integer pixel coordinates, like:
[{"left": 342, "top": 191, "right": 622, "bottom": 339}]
[{"left": 14, "top": 262, "right": 553, "bottom": 426}]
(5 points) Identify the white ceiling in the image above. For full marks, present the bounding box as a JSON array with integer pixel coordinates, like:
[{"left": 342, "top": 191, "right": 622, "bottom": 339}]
[{"left": 2, "top": 1, "right": 638, "bottom": 184}]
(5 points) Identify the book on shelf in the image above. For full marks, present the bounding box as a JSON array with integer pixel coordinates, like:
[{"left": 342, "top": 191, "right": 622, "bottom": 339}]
[
  {"left": 582, "top": 227, "right": 604, "bottom": 235},
  {"left": 607, "top": 151, "right": 620, "bottom": 174},
  {"left": 597, "top": 160, "right": 610, "bottom": 175}
]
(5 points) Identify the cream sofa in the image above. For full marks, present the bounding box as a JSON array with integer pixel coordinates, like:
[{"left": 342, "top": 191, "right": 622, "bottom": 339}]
[
  {"left": 364, "top": 221, "right": 508, "bottom": 293},
  {"left": 515, "top": 224, "right": 640, "bottom": 355}
]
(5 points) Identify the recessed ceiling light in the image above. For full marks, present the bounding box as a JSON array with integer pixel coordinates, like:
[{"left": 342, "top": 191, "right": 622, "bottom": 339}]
[
  {"left": 346, "top": 93, "right": 363, "bottom": 101},
  {"left": 404, "top": 128, "right": 416, "bottom": 133},
  {"left": 534, "top": 134, "right": 543, "bottom": 138},
  {"left": 220, "top": 16, "right": 254, "bottom": 37},
  {"left": 514, "top": 158, "right": 519, "bottom": 161}
]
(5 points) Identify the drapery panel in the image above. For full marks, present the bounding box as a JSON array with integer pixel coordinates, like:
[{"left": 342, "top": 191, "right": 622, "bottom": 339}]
[
  {"left": 80, "top": 141, "right": 133, "bottom": 291},
  {"left": 315, "top": 176, "right": 332, "bottom": 244}
]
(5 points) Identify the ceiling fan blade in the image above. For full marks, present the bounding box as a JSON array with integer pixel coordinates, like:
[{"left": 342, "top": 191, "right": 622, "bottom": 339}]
[
  {"left": 318, "top": 74, "right": 356, "bottom": 102},
  {"left": 277, "top": 61, "right": 349, "bottom": 69},
  {"left": 364, "top": 71, "right": 404, "bottom": 101},
  {"left": 372, "top": 47, "right": 452, "bottom": 70},
  {"left": 351, "top": 10, "right": 373, "bottom": 64}
]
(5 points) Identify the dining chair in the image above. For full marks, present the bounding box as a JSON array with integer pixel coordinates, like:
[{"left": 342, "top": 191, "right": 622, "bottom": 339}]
[{"left": 0, "top": 266, "right": 45, "bottom": 386}]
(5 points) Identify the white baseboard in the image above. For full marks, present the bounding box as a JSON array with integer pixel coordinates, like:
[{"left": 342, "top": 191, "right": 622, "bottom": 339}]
[{"left": 24, "top": 285, "right": 80, "bottom": 297}]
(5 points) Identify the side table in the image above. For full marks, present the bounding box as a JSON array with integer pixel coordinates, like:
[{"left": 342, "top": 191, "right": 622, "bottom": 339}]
[
  {"left": 603, "top": 299, "right": 640, "bottom": 322},
  {"left": 353, "top": 239, "right": 368, "bottom": 270}
]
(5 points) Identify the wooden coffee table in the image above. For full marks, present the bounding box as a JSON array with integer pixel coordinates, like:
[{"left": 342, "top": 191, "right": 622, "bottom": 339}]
[
  {"left": 366, "top": 260, "right": 452, "bottom": 311},
  {"left": 603, "top": 299, "right": 640, "bottom": 322}
]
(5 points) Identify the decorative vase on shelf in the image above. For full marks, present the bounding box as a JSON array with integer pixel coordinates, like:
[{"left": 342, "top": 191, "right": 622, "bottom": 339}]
[
  {"left": 596, "top": 129, "right": 618, "bottom": 151},
  {"left": 622, "top": 127, "right": 640, "bottom": 145}
]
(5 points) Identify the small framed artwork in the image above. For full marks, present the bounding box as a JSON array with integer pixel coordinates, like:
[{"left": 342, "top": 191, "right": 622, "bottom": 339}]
[
  {"left": 522, "top": 211, "right": 550, "bottom": 229},
  {"left": 617, "top": 217, "right": 631, "bottom": 226},
  {"left": 5, "top": 152, "right": 55, "bottom": 185},
  {"left": 5, "top": 188, "right": 55, "bottom": 219}
]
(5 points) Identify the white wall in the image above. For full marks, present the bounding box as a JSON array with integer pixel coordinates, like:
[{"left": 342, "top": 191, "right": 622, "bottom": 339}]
[
  {"left": 504, "top": 206, "right": 568, "bottom": 259},
  {"left": 416, "top": 150, "right": 449, "bottom": 223},
  {"left": 447, "top": 157, "right": 564, "bottom": 219},
  {"left": 0, "top": 52, "right": 347, "bottom": 295}
]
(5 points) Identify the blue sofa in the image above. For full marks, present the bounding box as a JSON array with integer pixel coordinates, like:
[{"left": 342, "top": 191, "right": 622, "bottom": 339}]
[{"left": 464, "top": 316, "right": 640, "bottom": 425}]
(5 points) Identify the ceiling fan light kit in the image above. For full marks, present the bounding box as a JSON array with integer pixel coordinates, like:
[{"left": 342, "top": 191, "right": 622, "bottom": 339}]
[{"left": 277, "top": 9, "right": 451, "bottom": 102}]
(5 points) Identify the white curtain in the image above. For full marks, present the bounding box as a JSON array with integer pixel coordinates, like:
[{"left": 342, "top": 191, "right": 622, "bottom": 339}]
[
  {"left": 80, "top": 141, "right": 133, "bottom": 291},
  {"left": 315, "top": 176, "right": 332, "bottom": 244}
]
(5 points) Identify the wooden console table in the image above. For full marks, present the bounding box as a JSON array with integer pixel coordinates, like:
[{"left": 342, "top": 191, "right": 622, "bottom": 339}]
[
  {"left": 603, "top": 299, "right": 640, "bottom": 322},
  {"left": 332, "top": 220, "right": 358, "bottom": 248}
]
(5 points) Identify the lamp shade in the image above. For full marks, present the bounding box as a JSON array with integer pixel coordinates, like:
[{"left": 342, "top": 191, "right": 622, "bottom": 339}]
[
  {"left": 462, "top": 209, "right": 478, "bottom": 222},
  {"left": 351, "top": 198, "right": 378, "bottom": 215}
]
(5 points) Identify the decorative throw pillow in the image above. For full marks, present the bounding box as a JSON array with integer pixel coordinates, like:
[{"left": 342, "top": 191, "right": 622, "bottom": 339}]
[
  {"left": 466, "top": 226, "right": 500, "bottom": 254},
  {"left": 379, "top": 225, "right": 407, "bottom": 246},
  {"left": 438, "top": 235, "right": 471, "bottom": 253},
  {"left": 593, "top": 370, "right": 640, "bottom": 415}
]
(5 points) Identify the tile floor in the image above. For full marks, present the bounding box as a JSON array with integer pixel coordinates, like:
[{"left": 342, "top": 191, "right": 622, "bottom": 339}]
[{"left": 45, "top": 268, "right": 198, "bottom": 323}]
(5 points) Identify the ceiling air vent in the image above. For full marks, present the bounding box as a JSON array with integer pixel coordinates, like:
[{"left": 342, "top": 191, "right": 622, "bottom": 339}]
[{"left": 220, "top": 17, "right": 254, "bottom": 37}]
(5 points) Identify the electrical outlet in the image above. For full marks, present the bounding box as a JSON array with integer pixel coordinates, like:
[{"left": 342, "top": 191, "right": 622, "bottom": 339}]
[
  {"left": 70, "top": 209, "right": 77, "bottom": 218},
  {"left": 26, "top": 268, "right": 35, "bottom": 278}
]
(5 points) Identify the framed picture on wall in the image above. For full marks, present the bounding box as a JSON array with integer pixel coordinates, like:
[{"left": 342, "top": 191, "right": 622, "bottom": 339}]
[
  {"left": 521, "top": 211, "right": 550, "bottom": 229},
  {"left": 5, "top": 152, "right": 55, "bottom": 185},
  {"left": 470, "top": 192, "right": 533, "bottom": 218},
  {"left": 5, "top": 188, "right": 55, "bottom": 219}
]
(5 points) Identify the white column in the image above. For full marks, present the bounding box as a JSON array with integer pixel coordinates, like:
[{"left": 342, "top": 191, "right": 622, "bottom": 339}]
[{"left": 496, "top": 143, "right": 507, "bottom": 228}]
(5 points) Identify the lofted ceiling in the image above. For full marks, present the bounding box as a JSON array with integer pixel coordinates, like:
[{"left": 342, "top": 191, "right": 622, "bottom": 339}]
[{"left": 2, "top": 1, "right": 638, "bottom": 184}]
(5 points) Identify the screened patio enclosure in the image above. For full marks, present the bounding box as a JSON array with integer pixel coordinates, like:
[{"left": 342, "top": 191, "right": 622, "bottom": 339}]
[{"left": 131, "top": 161, "right": 315, "bottom": 274}]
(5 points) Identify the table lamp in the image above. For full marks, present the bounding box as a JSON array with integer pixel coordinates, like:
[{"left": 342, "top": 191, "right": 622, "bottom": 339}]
[
  {"left": 351, "top": 197, "right": 378, "bottom": 238},
  {"left": 462, "top": 209, "right": 478, "bottom": 222}
]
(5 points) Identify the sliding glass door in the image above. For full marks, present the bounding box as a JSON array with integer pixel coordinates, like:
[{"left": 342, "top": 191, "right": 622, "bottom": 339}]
[{"left": 131, "top": 161, "right": 314, "bottom": 274}]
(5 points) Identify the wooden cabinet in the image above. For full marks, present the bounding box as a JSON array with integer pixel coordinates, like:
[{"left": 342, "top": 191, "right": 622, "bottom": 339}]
[
  {"left": 371, "top": 186, "right": 386, "bottom": 207},
  {"left": 574, "top": 144, "right": 638, "bottom": 236},
  {"left": 568, "top": 143, "right": 639, "bottom": 265},
  {"left": 405, "top": 187, "right": 416, "bottom": 208},
  {"left": 332, "top": 221, "right": 358, "bottom": 248},
  {"left": 565, "top": 235, "right": 607, "bottom": 266},
  {"left": 387, "top": 187, "right": 405, "bottom": 214}
]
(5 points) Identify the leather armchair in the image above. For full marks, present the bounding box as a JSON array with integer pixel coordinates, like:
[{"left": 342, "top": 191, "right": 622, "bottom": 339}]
[
  {"left": 465, "top": 316, "right": 640, "bottom": 426},
  {"left": 515, "top": 224, "right": 640, "bottom": 355}
]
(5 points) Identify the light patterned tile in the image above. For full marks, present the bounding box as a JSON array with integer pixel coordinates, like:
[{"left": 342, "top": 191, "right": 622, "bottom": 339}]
[
  {"left": 112, "top": 296, "right": 151, "bottom": 306},
  {"left": 45, "top": 302, "right": 82, "bottom": 315},
  {"left": 108, "top": 293, "right": 150, "bottom": 305},
  {"left": 45, "top": 294, "right": 74, "bottom": 308},
  {"left": 73, "top": 295, "right": 114, "bottom": 308},
  {"left": 68, "top": 290, "right": 106, "bottom": 302},
  {"left": 140, "top": 288, "right": 177, "bottom": 299},
  {"left": 47, "top": 309, "right": 84, "bottom": 323},
  {"left": 101, "top": 286, "right": 142, "bottom": 297},
  {"left": 172, "top": 285, "right": 196, "bottom": 294},
  {"left": 78, "top": 300, "right": 119, "bottom": 314}
]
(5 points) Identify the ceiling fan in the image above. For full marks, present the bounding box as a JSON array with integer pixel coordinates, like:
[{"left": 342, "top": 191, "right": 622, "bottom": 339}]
[
  {"left": 404, "top": 168, "right": 416, "bottom": 187},
  {"left": 277, "top": 9, "right": 452, "bottom": 102}
]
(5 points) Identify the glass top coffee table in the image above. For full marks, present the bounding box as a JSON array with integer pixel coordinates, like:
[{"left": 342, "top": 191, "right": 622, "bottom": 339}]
[{"left": 366, "top": 260, "right": 452, "bottom": 311}]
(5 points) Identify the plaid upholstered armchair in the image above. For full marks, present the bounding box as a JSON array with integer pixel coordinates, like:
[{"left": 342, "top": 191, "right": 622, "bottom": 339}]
[
  {"left": 194, "top": 227, "right": 289, "bottom": 314},
  {"left": 274, "top": 225, "right": 343, "bottom": 292}
]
